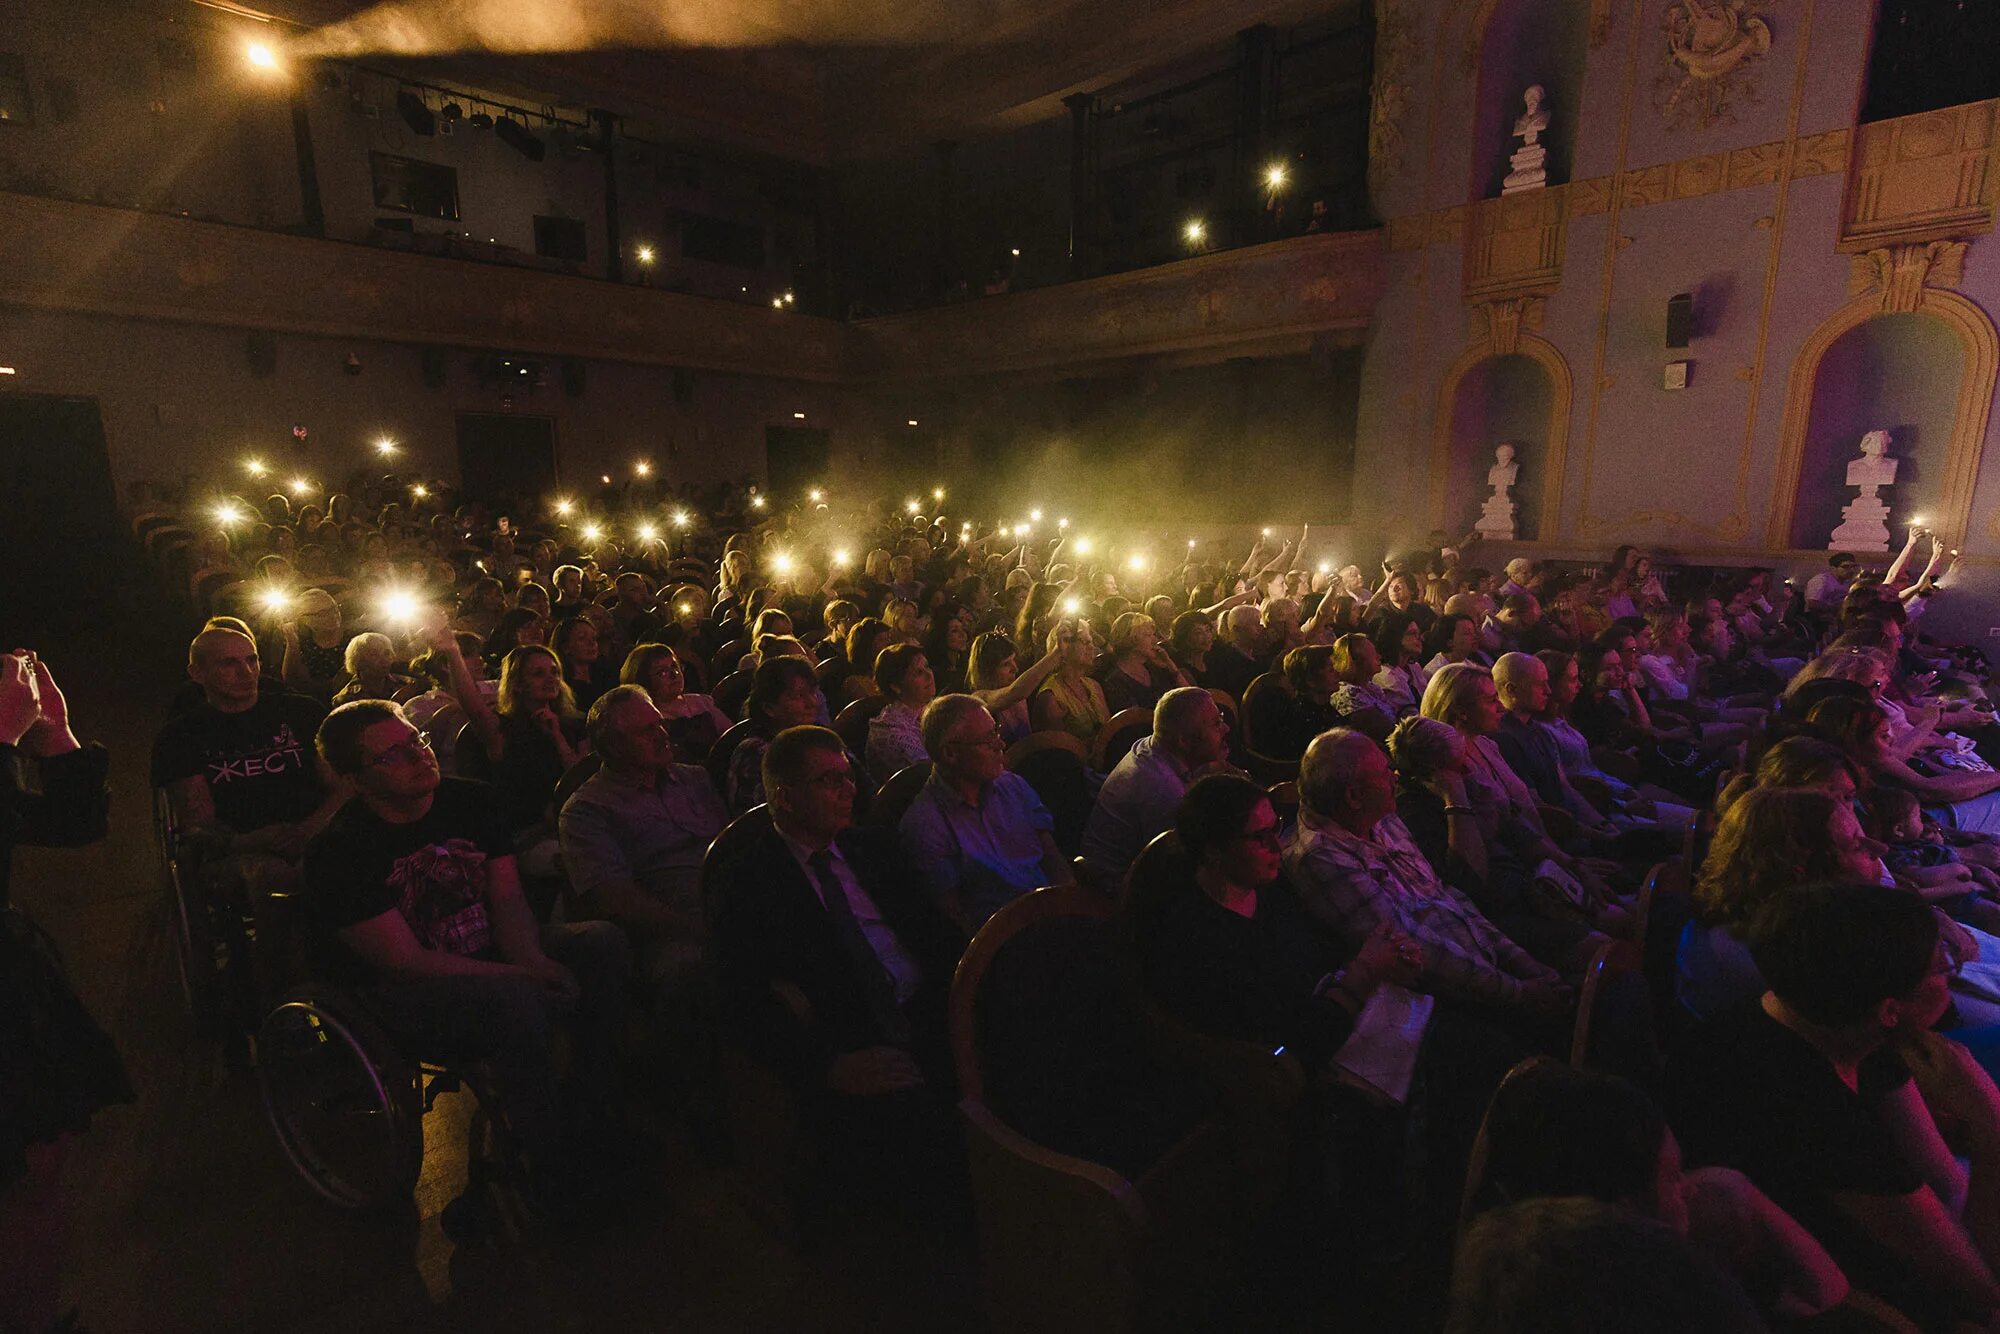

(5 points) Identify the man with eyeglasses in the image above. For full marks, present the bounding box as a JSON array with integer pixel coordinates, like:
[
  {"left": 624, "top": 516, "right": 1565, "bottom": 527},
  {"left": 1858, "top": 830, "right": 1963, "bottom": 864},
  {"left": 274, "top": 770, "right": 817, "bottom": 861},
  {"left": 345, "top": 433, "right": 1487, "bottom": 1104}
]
[
  {"left": 560, "top": 685, "right": 727, "bottom": 989},
  {"left": 707, "top": 725, "right": 962, "bottom": 1108},
  {"left": 303, "top": 699, "right": 631, "bottom": 1210},
  {"left": 900, "top": 694, "right": 1074, "bottom": 933}
]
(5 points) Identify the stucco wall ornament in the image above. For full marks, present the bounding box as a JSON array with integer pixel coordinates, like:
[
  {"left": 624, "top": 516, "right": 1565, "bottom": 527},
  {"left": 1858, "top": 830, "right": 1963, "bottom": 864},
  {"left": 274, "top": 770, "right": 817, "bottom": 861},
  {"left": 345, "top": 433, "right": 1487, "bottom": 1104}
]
[
  {"left": 1848, "top": 241, "right": 1970, "bottom": 314},
  {"left": 1368, "top": 0, "right": 1418, "bottom": 193},
  {"left": 1654, "top": 0, "right": 1772, "bottom": 130}
]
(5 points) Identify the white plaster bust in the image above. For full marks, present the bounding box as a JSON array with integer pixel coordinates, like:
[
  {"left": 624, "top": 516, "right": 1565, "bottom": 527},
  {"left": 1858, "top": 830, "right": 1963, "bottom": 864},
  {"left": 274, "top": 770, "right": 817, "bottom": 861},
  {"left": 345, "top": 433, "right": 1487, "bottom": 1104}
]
[
  {"left": 1489, "top": 443, "right": 1520, "bottom": 490},
  {"left": 1513, "top": 86, "right": 1549, "bottom": 146},
  {"left": 1847, "top": 429, "right": 1898, "bottom": 489}
]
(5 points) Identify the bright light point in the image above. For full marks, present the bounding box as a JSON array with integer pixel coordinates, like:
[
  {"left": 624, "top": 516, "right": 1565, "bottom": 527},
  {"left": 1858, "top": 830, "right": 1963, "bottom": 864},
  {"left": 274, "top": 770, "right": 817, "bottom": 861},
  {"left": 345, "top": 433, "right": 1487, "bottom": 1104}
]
[
  {"left": 771, "top": 298, "right": 785, "bottom": 309},
  {"left": 634, "top": 461, "right": 652, "bottom": 478},
  {"left": 808, "top": 488, "right": 824, "bottom": 503},
  {"left": 932, "top": 487, "right": 945, "bottom": 502},
  {"left": 677, "top": 603, "right": 691, "bottom": 615},
  {"left": 832, "top": 549, "right": 851, "bottom": 567},
  {"left": 1073, "top": 537, "right": 1093, "bottom": 555},
  {"left": 1127, "top": 555, "right": 1148, "bottom": 573},
  {"left": 289, "top": 477, "right": 312, "bottom": 496},
  {"left": 672, "top": 510, "right": 690, "bottom": 528},
  {"left": 1318, "top": 561, "right": 1332, "bottom": 575},
  {"left": 1010, "top": 247, "right": 1021, "bottom": 257},
  {"left": 213, "top": 503, "right": 244, "bottom": 526},
  {"left": 1188, "top": 538, "right": 1198, "bottom": 549},
  {"left": 1030, "top": 508, "right": 1043, "bottom": 522},
  {"left": 635, "top": 245, "right": 655, "bottom": 264},
  {"left": 600, "top": 474, "right": 611, "bottom": 484},
  {"left": 257, "top": 587, "right": 291, "bottom": 614},
  {"left": 1011, "top": 525, "right": 1025, "bottom": 538},
  {"left": 0, "top": 366, "right": 15, "bottom": 375},
  {"left": 1183, "top": 219, "right": 1206, "bottom": 244},
  {"left": 1264, "top": 163, "right": 1288, "bottom": 189},
  {"left": 379, "top": 590, "right": 419, "bottom": 624},
  {"left": 793, "top": 412, "right": 807, "bottom": 420},
  {"left": 245, "top": 40, "right": 280, "bottom": 71},
  {"left": 906, "top": 499, "right": 922, "bottom": 515},
  {"left": 772, "top": 552, "right": 795, "bottom": 575},
  {"left": 1063, "top": 598, "right": 1081, "bottom": 615},
  {"left": 751, "top": 495, "right": 767, "bottom": 510},
  {"left": 245, "top": 458, "right": 267, "bottom": 477},
  {"left": 783, "top": 292, "right": 795, "bottom": 305},
  {"left": 374, "top": 437, "right": 397, "bottom": 455},
  {"left": 1261, "top": 527, "right": 1273, "bottom": 538},
  {"left": 637, "top": 523, "right": 658, "bottom": 541},
  {"left": 907, "top": 419, "right": 920, "bottom": 428},
  {"left": 554, "top": 498, "right": 574, "bottom": 517},
  {"left": 582, "top": 523, "right": 603, "bottom": 542},
  {"left": 411, "top": 484, "right": 428, "bottom": 499}
]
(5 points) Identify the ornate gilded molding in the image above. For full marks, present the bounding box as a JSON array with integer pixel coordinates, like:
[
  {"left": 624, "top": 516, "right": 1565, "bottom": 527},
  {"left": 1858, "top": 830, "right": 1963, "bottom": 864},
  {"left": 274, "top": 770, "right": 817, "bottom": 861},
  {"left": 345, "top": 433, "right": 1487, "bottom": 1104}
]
[
  {"left": 1841, "top": 99, "right": 1999, "bottom": 251},
  {"left": 1654, "top": 0, "right": 1774, "bottom": 131},
  {"left": 1385, "top": 129, "right": 1853, "bottom": 250},
  {"left": 1767, "top": 285, "right": 1999, "bottom": 549},
  {"left": 1463, "top": 186, "right": 1567, "bottom": 300},
  {"left": 1368, "top": 0, "right": 1419, "bottom": 194},
  {"left": 1471, "top": 295, "right": 1546, "bottom": 354},
  {"left": 1846, "top": 240, "right": 1969, "bottom": 313}
]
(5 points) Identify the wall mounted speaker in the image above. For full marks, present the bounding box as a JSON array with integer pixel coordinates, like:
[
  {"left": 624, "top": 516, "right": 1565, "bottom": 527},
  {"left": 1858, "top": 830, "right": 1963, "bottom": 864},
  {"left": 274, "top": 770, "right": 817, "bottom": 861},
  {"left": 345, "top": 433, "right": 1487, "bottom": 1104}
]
[
  {"left": 1666, "top": 292, "right": 1693, "bottom": 349},
  {"left": 245, "top": 331, "right": 276, "bottom": 378}
]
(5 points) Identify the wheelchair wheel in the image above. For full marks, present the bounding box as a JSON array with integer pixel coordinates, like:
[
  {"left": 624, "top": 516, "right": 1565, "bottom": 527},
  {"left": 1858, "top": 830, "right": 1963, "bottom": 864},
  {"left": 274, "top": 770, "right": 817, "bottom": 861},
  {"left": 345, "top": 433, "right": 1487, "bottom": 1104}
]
[
  {"left": 258, "top": 993, "right": 424, "bottom": 1209},
  {"left": 155, "top": 793, "right": 221, "bottom": 1033}
]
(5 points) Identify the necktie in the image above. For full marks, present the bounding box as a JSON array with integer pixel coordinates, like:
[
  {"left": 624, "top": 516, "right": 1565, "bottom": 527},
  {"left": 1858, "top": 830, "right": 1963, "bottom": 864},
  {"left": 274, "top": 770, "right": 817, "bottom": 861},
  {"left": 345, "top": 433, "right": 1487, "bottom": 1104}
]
[{"left": 806, "top": 848, "right": 911, "bottom": 1046}]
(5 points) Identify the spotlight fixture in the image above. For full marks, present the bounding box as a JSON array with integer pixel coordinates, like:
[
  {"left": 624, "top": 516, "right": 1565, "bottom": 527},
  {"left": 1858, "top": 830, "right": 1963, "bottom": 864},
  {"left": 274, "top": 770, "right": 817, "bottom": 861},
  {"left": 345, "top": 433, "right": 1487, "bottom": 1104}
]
[
  {"left": 441, "top": 102, "right": 463, "bottom": 123},
  {"left": 494, "top": 116, "right": 545, "bottom": 162},
  {"left": 468, "top": 108, "right": 495, "bottom": 130}
]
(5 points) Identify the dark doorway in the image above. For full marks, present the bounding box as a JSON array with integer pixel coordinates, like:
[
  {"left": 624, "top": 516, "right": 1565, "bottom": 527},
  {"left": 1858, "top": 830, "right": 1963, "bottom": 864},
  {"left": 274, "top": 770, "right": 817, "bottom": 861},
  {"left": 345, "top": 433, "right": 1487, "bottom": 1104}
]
[
  {"left": 0, "top": 393, "right": 120, "bottom": 639},
  {"left": 457, "top": 412, "right": 558, "bottom": 504},
  {"left": 764, "top": 425, "right": 829, "bottom": 506}
]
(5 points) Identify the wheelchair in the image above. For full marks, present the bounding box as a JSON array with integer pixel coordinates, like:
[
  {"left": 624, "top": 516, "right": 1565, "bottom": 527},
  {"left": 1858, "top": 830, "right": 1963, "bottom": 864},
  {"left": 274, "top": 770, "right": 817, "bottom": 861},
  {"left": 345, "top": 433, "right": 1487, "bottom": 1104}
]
[
  {"left": 258, "top": 985, "right": 522, "bottom": 1236},
  {"left": 153, "top": 788, "right": 282, "bottom": 1067}
]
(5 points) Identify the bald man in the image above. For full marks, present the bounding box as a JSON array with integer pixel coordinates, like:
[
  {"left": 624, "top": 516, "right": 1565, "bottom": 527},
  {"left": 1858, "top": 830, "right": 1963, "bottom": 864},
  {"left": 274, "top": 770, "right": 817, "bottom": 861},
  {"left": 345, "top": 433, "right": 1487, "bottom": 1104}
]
[{"left": 152, "top": 626, "right": 345, "bottom": 860}]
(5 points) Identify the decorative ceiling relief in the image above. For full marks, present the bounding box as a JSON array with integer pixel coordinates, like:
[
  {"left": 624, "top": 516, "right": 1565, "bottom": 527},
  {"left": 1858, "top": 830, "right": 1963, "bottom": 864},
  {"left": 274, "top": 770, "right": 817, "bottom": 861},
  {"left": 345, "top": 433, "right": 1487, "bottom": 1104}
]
[
  {"left": 1654, "top": 0, "right": 1773, "bottom": 130},
  {"left": 1847, "top": 240, "right": 1970, "bottom": 313},
  {"left": 1368, "top": 0, "right": 1418, "bottom": 194}
]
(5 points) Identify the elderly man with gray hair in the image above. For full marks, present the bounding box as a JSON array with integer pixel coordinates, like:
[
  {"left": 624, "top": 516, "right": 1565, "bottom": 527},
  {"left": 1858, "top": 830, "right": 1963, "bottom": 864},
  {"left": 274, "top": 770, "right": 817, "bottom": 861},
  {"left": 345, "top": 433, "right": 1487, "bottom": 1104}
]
[
  {"left": 558, "top": 684, "right": 727, "bottom": 987},
  {"left": 899, "top": 694, "right": 1074, "bottom": 933},
  {"left": 1080, "top": 686, "right": 1237, "bottom": 881},
  {"left": 1284, "top": 727, "right": 1569, "bottom": 1015}
]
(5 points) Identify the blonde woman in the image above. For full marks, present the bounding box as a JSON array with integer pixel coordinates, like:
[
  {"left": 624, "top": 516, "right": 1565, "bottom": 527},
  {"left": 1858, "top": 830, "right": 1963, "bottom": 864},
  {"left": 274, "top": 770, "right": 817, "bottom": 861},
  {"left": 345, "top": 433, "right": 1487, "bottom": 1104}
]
[{"left": 1031, "top": 619, "right": 1110, "bottom": 745}]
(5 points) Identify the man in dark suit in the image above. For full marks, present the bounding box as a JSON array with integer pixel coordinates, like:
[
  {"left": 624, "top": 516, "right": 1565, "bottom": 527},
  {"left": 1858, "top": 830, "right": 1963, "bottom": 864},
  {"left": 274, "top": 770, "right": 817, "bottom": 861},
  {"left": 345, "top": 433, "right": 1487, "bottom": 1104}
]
[{"left": 705, "top": 724, "right": 966, "bottom": 1206}]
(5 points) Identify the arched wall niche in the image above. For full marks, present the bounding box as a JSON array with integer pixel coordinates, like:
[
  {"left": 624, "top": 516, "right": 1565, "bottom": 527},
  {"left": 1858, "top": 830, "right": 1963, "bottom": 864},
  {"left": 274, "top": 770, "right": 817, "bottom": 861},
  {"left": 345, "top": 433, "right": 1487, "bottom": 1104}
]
[
  {"left": 1768, "top": 288, "right": 1999, "bottom": 550},
  {"left": 1787, "top": 314, "right": 1964, "bottom": 548},
  {"left": 1466, "top": 0, "right": 1590, "bottom": 202},
  {"left": 1429, "top": 334, "right": 1574, "bottom": 542}
]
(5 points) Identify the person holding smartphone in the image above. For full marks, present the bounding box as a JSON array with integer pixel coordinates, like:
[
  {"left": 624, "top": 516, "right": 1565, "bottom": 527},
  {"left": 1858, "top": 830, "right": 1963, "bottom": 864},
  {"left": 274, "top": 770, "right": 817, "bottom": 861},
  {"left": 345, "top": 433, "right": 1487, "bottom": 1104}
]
[{"left": 0, "top": 649, "right": 128, "bottom": 1333}]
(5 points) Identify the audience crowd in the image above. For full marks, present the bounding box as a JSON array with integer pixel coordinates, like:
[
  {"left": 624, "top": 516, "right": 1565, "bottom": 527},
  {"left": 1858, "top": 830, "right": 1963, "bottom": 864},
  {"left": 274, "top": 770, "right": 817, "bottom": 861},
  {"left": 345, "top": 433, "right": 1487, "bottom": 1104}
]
[{"left": 11, "top": 463, "right": 2000, "bottom": 1331}]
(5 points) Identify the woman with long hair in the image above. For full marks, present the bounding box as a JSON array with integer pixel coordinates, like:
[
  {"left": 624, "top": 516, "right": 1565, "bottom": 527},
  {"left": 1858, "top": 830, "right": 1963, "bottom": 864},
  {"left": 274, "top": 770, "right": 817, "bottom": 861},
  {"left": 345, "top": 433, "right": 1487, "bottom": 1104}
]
[{"left": 966, "top": 630, "right": 1063, "bottom": 746}]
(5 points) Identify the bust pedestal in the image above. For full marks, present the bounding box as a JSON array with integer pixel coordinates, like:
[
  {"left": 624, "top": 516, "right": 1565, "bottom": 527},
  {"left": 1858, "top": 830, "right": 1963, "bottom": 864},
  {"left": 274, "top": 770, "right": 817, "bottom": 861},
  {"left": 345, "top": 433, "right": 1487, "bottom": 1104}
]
[
  {"left": 1502, "top": 142, "right": 1547, "bottom": 194},
  {"left": 1828, "top": 430, "right": 1899, "bottom": 554}
]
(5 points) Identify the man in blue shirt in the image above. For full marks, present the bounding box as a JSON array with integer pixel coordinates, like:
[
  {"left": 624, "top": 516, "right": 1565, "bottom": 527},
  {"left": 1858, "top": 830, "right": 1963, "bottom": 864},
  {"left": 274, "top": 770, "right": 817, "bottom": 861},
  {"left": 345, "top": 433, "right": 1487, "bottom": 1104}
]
[{"left": 899, "top": 695, "right": 1074, "bottom": 932}]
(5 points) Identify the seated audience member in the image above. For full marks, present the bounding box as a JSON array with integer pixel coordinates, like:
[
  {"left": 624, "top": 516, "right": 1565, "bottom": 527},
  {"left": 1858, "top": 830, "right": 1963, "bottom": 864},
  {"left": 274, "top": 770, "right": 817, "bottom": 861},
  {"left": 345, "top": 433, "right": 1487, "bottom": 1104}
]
[
  {"left": 865, "top": 644, "right": 939, "bottom": 785},
  {"left": 899, "top": 695, "right": 1073, "bottom": 932},
  {"left": 559, "top": 686, "right": 728, "bottom": 988},
  {"left": 922, "top": 614, "right": 971, "bottom": 695},
  {"left": 1491, "top": 652, "right": 1618, "bottom": 838},
  {"left": 1283, "top": 728, "right": 1568, "bottom": 1016},
  {"left": 482, "top": 608, "right": 548, "bottom": 669},
  {"left": 1098, "top": 612, "right": 1192, "bottom": 718},
  {"left": 1805, "top": 553, "right": 1861, "bottom": 616},
  {"left": 277, "top": 588, "right": 350, "bottom": 701},
  {"left": 1386, "top": 716, "right": 1599, "bottom": 972},
  {"left": 1167, "top": 611, "right": 1222, "bottom": 690},
  {"left": 1667, "top": 882, "right": 2000, "bottom": 1329},
  {"left": 834, "top": 618, "right": 894, "bottom": 713},
  {"left": 1127, "top": 772, "right": 1423, "bottom": 1071},
  {"left": 1327, "top": 635, "right": 1401, "bottom": 741},
  {"left": 304, "top": 700, "right": 630, "bottom": 1207},
  {"left": 1370, "top": 612, "right": 1429, "bottom": 716},
  {"left": 964, "top": 630, "right": 1063, "bottom": 746},
  {"left": 1808, "top": 693, "right": 2000, "bottom": 836},
  {"left": 1422, "top": 611, "right": 1484, "bottom": 679},
  {"left": 433, "top": 630, "right": 586, "bottom": 868},
  {"left": 1206, "top": 605, "right": 1267, "bottom": 701},
  {"left": 620, "top": 643, "right": 731, "bottom": 763},
  {"left": 706, "top": 727, "right": 964, "bottom": 1188},
  {"left": 1448, "top": 1197, "right": 1765, "bottom": 1334},
  {"left": 454, "top": 576, "right": 509, "bottom": 641},
  {"left": 1422, "top": 663, "right": 1629, "bottom": 936},
  {"left": 332, "top": 631, "right": 408, "bottom": 705},
  {"left": 1080, "top": 687, "right": 1234, "bottom": 881},
  {"left": 726, "top": 656, "right": 827, "bottom": 815},
  {"left": 1030, "top": 619, "right": 1110, "bottom": 747},
  {"left": 1248, "top": 644, "right": 1343, "bottom": 760},
  {"left": 1466, "top": 1060, "right": 1850, "bottom": 1327},
  {"left": 152, "top": 628, "right": 348, "bottom": 962},
  {"left": 1534, "top": 649, "right": 1695, "bottom": 827},
  {"left": 552, "top": 615, "right": 610, "bottom": 712}
]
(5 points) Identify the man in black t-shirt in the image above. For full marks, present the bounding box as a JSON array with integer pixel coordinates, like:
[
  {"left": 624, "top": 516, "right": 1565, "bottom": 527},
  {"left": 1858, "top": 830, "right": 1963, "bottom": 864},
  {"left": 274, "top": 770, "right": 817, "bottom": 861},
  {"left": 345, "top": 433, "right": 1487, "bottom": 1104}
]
[
  {"left": 304, "top": 699, "right": 630, "bottom": 1199},
  {"left": 1666, "top": 883, "right": 2000, "bottom": 1329},
  {"left": 152, "top": 627, "right": 350, "bottom": 998}
]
